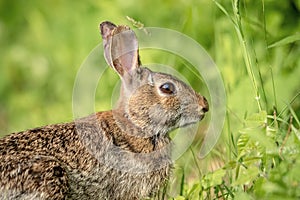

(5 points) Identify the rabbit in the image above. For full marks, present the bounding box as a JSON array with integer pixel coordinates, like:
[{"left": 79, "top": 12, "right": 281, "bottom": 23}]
[{"left": 0, "top": 21, "right": 209, "bottom": 200}]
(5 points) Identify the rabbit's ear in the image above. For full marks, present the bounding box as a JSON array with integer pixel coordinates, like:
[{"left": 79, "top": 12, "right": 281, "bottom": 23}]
[{"left": 100, "top": 21, "right": 140, "bottom": 77}]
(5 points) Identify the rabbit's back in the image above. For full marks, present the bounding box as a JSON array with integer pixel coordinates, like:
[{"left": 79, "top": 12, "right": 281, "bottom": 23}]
[{"left": 0, "top": 120, "right": 92, "bottom": 199}]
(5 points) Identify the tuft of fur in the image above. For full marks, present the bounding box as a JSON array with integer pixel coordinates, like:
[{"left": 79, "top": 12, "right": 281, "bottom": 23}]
[{"left": 0, "top": 21, "right": 209, "bottom": 200}]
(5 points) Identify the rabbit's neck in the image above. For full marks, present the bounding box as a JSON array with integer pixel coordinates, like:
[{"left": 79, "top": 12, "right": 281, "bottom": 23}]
[{"left": 95, "top": 111, "right": 170, "bottom": 153}]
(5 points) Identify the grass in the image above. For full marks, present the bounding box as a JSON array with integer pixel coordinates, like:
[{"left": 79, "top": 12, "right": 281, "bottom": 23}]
[
  {"left": 162, "top": 0, "right": 300, "bottom": 199},
  {"left": 0, "top": 0, "right": 299, "bottom": 199}
]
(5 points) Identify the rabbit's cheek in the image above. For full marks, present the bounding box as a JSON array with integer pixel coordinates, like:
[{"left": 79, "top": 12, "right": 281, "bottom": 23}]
[
  {"left": 160, "top": 97, "right": 180, "bottom": 111},
  {"left": 148, "top": 104, "right": 181, "bottom": 130}
]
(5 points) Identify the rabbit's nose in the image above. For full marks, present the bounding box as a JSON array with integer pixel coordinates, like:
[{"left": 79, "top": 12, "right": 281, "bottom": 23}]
[{"left": 200, "top": 96, "right": 209, "bottom": 113}]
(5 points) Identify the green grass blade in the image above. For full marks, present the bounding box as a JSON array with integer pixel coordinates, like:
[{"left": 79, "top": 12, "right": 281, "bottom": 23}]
[
  {"left": 180, "top": 168, "right": 185, "bottom": 196},
  {"left": 288, "top": 105, "right": 300, "bottom": 127},
  {"left": 270, "top": 67, "right": 278, "bottom": 109},
  {"left": 232, "top": 0, "right": 262, "bottom": 111},
  {"left": 212, "top": 0, "right": 237, "bottom": 27},
  {"left": 268, "top": 34, "right": 300, "bottom": 48}
]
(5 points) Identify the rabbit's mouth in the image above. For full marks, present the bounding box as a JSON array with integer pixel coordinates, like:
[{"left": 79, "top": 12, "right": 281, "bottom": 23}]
[
  {"left": 175, "top": 100, "right": 208, "bottom": 128},
  {"left": 177, "top": 113, "right": 206, "bottom": 128}
]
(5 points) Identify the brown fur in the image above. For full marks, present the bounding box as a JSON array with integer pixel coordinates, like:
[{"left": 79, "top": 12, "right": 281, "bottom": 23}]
[{"left": 0, "top": 112, "right": 171, "bottom": 199}]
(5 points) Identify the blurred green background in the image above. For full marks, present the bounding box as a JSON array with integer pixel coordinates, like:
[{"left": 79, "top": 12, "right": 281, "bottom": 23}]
[
  {"left": 1, "top": 0, "right": 299, "bottom": 135},
  {"left": 0, "top": 0, "right": 217, "bottom": 134},
  {"left": 1, "top": 0, "right": 300, "bottom": 198}
]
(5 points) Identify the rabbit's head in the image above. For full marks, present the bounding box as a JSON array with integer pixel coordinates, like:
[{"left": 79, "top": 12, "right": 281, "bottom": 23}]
[{"left": 100, "top": 21, "right": 209, "bottom": 138}]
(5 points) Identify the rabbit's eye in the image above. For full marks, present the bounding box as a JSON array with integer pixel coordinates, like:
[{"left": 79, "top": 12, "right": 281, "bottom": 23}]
[{"left": 159, "top": 82, "right": 176, "bottom": 95}]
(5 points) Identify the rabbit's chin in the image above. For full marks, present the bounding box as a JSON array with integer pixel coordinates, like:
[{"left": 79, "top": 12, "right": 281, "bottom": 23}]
[{"left": 177, "top": 114, "right": 205, "bottom": 128}]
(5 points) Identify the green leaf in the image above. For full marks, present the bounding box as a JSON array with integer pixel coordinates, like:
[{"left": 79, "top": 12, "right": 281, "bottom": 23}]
[
  {"left": 234, "top": 191, "right": 254, "bottom": 200},
  {"left": 201, "top": 168, "right": 226, "bottom": 189},
  {"left": 223, "top": 160, "right": 238, "bottom": 170},
  {"left": 187, "top": 183, "right": 201, "bottom": 196},
  {"left": 247, "top": 129, "right": 277, "bottom": 152},
  {"left": 173, "top": 196, "right": 186, "bottom": 200},
  {"left": 237, "top": 132, "right": 250, "bottom": 156},
  {"left": 268, "top": 34, "right": 300, "bottom": 48},
  {"left": 244, "top": 111, "right": 267, "bottom": 128},
  {"left": 292, "top": 126, "right": 300, "bottom": 141},
  {"left": 237, "top": 111, "right": 276, "bottom": 158},
  {"left": 232, "top": 165, "right": 259, "bottom": 186}
]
